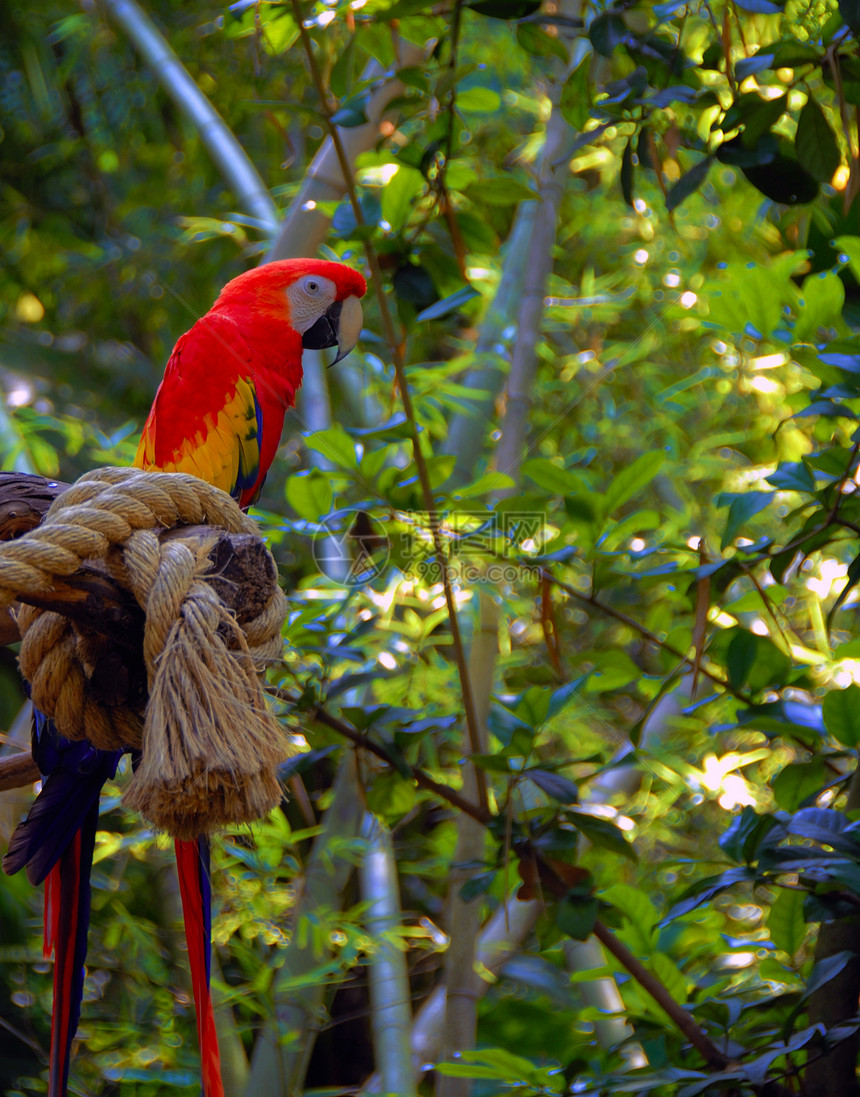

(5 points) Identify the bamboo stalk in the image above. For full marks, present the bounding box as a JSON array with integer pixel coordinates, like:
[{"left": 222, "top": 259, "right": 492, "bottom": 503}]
[
  {"left": 442, "top": 204, "right": 538, "bottom": 483},
  {"left": 103, "top": 0, "right": 279, "bottom": 238},
  {"left": 244, "top": 752, "right": 366, "bottom": 1096},
  {"left": 360, "top": 815, "right": 417, "bottom": 1097},
  {"left": 362, "top": 895, "right": 541, "bottom": 1093}
]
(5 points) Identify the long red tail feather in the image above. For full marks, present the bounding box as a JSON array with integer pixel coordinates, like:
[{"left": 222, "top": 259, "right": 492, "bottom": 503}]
[
  {"left": 44, "top": 812, "right": 97, "bottom": 1097},
  {"left": 175, "top": 836, "right": 224, "bottom": 1097}
]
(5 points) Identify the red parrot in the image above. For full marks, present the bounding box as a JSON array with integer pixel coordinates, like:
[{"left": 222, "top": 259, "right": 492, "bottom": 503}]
[{"left": 3, "top": 258, "right": 367, "bottom": 1097}]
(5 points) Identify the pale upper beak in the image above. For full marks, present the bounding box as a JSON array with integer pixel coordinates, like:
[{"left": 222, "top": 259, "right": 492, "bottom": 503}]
[{"left": 301, "top": 295, "right": 363, "bottom": 364}]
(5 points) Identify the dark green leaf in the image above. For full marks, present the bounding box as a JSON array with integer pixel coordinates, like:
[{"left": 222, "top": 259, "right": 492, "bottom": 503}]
[
  {"left": 719, "top": 807, "right": 780, "bottom": 864},
  {"left": 666, "top": 156, "right": 713, "bottom": 212},
  {"left": 800, "top": 951, "right": 857, "bottom": 1003},
  {"left": 467, "top": 0, "right": 541, "bottom": 17},
  {"left": 741, "top": 153, "right": 819, "bottom": 204},
  {"left": 527, "top": 769, "right": 579, "bottom": 804},
  {"left": 621, "top": 136, "right": 634, "bottom": 207},
  {"left": 795, "top": 98, "right": 842, "bottom": 183},
  {"left": 589, "top": 12, "right": 627, "bottom": 57},
  {"left": 556, "top": 892, "right": 599, "bottom": 940},
  {"left": 766, "top": 461, "right": 816, "bottom": 493}
]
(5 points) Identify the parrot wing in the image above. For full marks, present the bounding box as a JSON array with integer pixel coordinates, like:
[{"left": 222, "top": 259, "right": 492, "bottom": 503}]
[{"left": 135, "top": 314, "right": 264, "bottom": 503}]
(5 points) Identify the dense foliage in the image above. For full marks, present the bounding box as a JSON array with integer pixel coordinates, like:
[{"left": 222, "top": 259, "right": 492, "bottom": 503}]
[{"left": 6, "top": 0, "right": 860, "bottom": 1095}]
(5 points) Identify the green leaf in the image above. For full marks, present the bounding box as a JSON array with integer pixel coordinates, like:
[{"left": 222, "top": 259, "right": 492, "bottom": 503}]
[
  {"left": 522, "top": 457, "right": 584, "bottom": 496},
  {"left": 465, "top": 177, "right": 536, "bottom": 205},
  {"left": 717, "top": 490, "right": 774, "bottom": 550},
  {"left": 603, "top": 449, "right": 665, "bottom": 515},
  {"left": 416, "top": 285, "right": 480, "bottom": 321},
  {"left": 560, "top": 59, "right": 591, "bottom": 130},
  {"left": 823, "top": 685, "right": 860, "bottom": 746},
  {"left": 380, "top": 164, "right": 425, "bottom": 232},
  {"left": 568, "top": 810, "right": 637, "bottom": 860},
  {"left": 768, "top": 887, "right": 807, "bottom": 956},
  {"left": 305, "top": 427, "right": 358, "bottom": 469},
  {"left": 724, "top": 630, "right": 790, "bottom": 693},
  {"left": 452, "top": 470, "right": 515, "bottom": 498},
  {"left": 285, "top": 469, "right": 334, "bottom": 521},
  {"left": 456, "top": 86, "right": 502, "bottom": 113},
  {"left": 603, "top": 883, "right": 657, "bottom": 952},
  {"left": 772, "top": 758, "right": 826, "bottom": 811},
  {"left": 795, "top": 98, "right": 842, "bottom": 183},
  {"left": 516, "top": 23, "right": 569, "bottom": 62},
  {"left": 794, "top": 270, "right": 845, "bottom": 343}
]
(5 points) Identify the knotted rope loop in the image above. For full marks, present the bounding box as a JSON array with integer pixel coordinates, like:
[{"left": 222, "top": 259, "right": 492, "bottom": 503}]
[{"left": 3, "top": 467, "right": 291, "bottom": 838}]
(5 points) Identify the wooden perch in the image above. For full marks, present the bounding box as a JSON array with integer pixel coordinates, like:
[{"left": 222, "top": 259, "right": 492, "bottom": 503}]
[{"left": 0, "top": 471, "right": 283, "bottom": 792}]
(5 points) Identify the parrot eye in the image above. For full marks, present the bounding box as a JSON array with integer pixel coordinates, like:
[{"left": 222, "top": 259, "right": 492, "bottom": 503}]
[{"left": 304, "top": 278, "right": 320, "bottom": 294}]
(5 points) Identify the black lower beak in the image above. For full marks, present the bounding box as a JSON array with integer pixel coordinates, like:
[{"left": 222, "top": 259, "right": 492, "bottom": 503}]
[{"left": 302, "top": 301, "right": 343, "bottom": 351}]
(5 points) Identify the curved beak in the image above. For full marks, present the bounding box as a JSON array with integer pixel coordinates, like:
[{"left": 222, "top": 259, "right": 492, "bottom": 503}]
[{"left": 301, "top": 295, "right": 363, "bottom": 364}]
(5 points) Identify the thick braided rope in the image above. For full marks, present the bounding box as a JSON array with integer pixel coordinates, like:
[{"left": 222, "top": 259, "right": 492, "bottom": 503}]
[{"left": 5, "top": 468, "right": 291, "bottom": 834}]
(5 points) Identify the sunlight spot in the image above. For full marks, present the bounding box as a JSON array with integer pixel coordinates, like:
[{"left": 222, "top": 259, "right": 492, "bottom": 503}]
[
  {"left": 630, "top": 537, "right": 646, "bottom": 551},
  {"left": 719, "top": 775, "right": 756, "bottom": 810},
  {"left": 807, "top": 558, "right": 847, "bottom": 598},
  {"left": 378, "top": 651, "right": 397, "bottom": 670},
  {"left": 16, "top": 293, "right": 44, "bottom": 323},
  {"left": 721, "top": 951, "right": 757, "bottom": 968},
  {"left": 633, "top": 248, "right": 649, "bottom": 265},
  {"left": 750, "top": 618, "right": 769, "bottom": 636},
  {"left": 833, "top": 164, "right": 851, "bottom": 190},
  {"left": 750, "top": 375, "right": 782, "bottom": 395},
  {"left": 680, "top": 291, "right": 697, "bottom": 308},
  {"left": 750, "top": 352, "right": 786, "bottom": 370},
  {"left": 663, "top": 272, "right": 681, "bottom": 287},
  {"left": 6, "top": 384, "right": 33, "bottom": 408},
  {"left": 302, "top": 200, "right": 317, "bottom": 211},
  {"left": 633, "top": 198, "right": 647, "bottom": 214}
]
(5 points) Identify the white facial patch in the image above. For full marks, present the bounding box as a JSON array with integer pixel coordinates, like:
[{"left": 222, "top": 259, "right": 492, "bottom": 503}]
[{"left": 285, "top": 274, "right": 338, "bottom": 333}]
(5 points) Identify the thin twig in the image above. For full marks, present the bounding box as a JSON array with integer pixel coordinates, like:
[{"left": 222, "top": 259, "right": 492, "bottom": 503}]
[
  {"left": 592, "top": 921, "right": 730, "bottom": 1070},
  {"left": 290, "top": 0, "right": 488, "bottom": 813}
]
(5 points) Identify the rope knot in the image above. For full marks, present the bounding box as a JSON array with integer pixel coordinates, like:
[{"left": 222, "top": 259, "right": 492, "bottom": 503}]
[{"left": 4, "top": 467, "right": 291, "bottom": 839}]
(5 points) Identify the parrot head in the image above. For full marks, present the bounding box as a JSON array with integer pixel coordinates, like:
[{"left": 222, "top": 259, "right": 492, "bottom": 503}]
[{"left": 213, "top": 258, "right": 367, "bottom": 365}]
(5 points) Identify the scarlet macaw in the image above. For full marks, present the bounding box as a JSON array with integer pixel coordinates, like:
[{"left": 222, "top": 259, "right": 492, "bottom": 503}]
[{"left": 3, "top": 258, "right": 367, "bottom": 1097}]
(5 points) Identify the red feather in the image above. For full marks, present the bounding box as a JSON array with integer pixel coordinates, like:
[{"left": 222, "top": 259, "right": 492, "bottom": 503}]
[{"left": 175, "top": 838, "right": 224, "bottom": 1097}]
